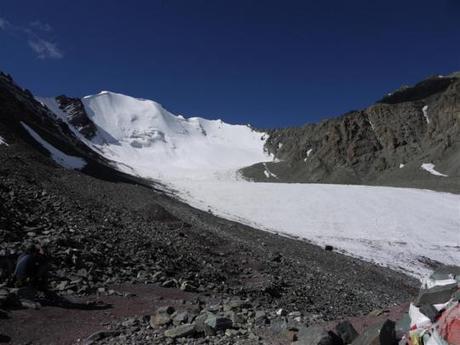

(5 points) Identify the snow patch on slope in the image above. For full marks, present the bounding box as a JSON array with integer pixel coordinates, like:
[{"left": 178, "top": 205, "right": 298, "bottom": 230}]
[
  {"left": 37, "top": 96, "right": 67, "bottom": 121},
  {"left": 263, "top": 163, "right": 278, "bottom": 179},
  {"left": 21, "top": 122, "right": 86, "bottom": 170},
  {"left": 422, "top": 105, "right": 430, "bottom": 124},
  {"left": 0, "top": 135, "right": 8, "bottom": 146},
  {"left": 421, "top": 163, "right": 448, "bottom": 177},
  {"left": 304, "top": 149, "right": 313, "bottom": 162}
]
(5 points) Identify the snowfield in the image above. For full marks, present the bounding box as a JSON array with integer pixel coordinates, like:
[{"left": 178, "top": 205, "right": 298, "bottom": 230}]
[
  {"left": 40, "top": 92, "right": 460, "bottom": 278},
  {"left": 170, "top": 177, "right": 460, "bottom": 278}
]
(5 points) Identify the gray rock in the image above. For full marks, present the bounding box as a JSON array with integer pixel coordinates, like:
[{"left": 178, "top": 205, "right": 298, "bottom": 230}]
[
  {"left": 267, "top": 319, "right": 289, "bottom": 334},
  {"left": 204, "top": 314, "right": 233, "bottom": 332},
  {"left": 295, "top": 325, "right": 343, "bottom": 345},
  {"left": 161, "top": 279, "right": 176, "bottom": 288},
  {"left": 276, "top": 308, "right": 287, "bottom": 316},
  {"left": 173, "top": 311, "right": 189, "bottom": 325},
  {"left": 335, "top": 320, "right": 358, "bottom": 344},
  {"left": 20, "top": 299, "right": 41, "bottom": 310},
  {"left": 164, "top": 323, "right": 196, "bottom": 339},
  {"left": 56, "top": 281, "right": 68, "bottom": 291},
  {"left": 226, "top": 311, "right": 245, "bottom": 325},
  {"left": 224, "top": 298, "right": 248, "bottom": 311},
  {"left": 193, "top": 312, "right": 216, "bottom": 336},
  {"left": 430, "top": 265, "right": 460, "bottom": 280},
  {"left": 415, "top": 283, "right": 458, "bottom": 306},
  {"left": 453, "top": 290, "right": 460, "bottom": 301},
  {"left": 158, "top": 306, "right": 175, "bottom": 315},
  {"left": 351, "top": 319, "right": 395, "bottom": 345},
  {"left": 419, "top": 304, "right": 440, "bottom": 322},
  {"left": 180, "top": 281, "right": 196, "bottom": 292},
  {"left": 150, "top": 306, "right": 175, "bottom": 327},
  {"left": 254, "top": 310, "right": 268, "bottom": 325},
  {"left": 83, "top": 330, "right": 120, "bottom": 345}
]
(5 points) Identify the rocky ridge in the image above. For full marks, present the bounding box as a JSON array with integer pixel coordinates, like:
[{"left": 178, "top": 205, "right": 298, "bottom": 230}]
[{"left": 241, "top": 74, "right": 460, "bottom": 193}]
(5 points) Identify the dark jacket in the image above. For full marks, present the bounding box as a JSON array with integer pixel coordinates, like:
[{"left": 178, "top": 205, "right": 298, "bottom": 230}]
[{"left": 14, "top": 253, "right": 38, "bottom": 280}]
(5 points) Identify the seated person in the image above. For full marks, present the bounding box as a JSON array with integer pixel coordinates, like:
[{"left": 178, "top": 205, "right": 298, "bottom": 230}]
[{"left": 14, "top": 244, "right": 49, "bottom": 291}]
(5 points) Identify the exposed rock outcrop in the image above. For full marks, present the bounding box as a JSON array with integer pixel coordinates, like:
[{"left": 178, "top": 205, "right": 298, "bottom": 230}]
[{"left": 241, "top": 74, "right": 460, "bottom": 193}]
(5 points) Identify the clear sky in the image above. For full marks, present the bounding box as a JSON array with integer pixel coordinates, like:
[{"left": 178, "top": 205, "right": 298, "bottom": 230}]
[{"left": 1, "top": 0, "right": 459, "bottom": 128}]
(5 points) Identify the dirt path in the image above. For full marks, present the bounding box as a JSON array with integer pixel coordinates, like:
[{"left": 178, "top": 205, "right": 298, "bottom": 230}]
[
  {"left": 0, "top": 284, "right": 196, "bottom": 345},
  {"left": 1, "top": 282, "right": 410, "bottom": 345}
]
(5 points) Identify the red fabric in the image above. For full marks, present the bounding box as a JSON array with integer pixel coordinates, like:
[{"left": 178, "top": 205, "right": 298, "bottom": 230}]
[{"left": 437, "top": 304, "right": 460, "bottom": 345}]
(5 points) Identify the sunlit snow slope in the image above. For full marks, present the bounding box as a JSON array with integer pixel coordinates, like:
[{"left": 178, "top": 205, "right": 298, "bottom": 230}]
[
  {"left": 80, "top": 91, "right": 271, "bottom": 179},
  {"left": 172, "top": 180, "right": 460, "bottom": 278},
  {"left": 41, "top": 92, "right": 460, "bottom": 278}
]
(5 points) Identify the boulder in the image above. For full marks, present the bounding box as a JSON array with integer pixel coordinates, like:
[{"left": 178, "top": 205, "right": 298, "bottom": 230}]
[
  {"left": 224, "top": 298, "right": 250, "bottom": 311},
  {"left": 415, "top": 283, "right": 458, "bottom": 306},
  {"left": 351, "top": 319, "right": 396, "bottom": 345},
  {"left": 150, "top": 306, "right": 175, "bottom": 327},
  {"left": 335, "top": 320, "right": 358, "bottom": 344},
  {"left": 180, "top": 281, "right": 196, "bottom": 292},
  {"left": 173, "top": 311, "right": 189, "bottom": 325},
  {"left": 276, "top": 308, "right": 287, "bottom": 316},
  {"left": 193, "top": 312, "right": 216, "bottom": 336},
  {"left": 20, "top": 300, "right": 41, "bottom": 310},
  {"left": 430, "top": 265, "right": 460, "bottom": 280},
  {"left": 295, "top": 325, "right": 343, "bottom": 345},
  {"left": 419, "top": 304, "right": 440, "bottom": 322},
  {"left": 83, "top": 330, "right": 120, "bottom": 345},
  {"left": 204, "top": 314, "right": 233, "bottom": 332},
  {"left": 255, "top": 310, "right": 268, "bottom": 325},
  {"left": 453, "top": 290, "right": 460, "bottom": 302},
  {"left": 164, "top": 323, "right": 196, "bottom": 339},
  {"left": 158, "top": 306, "right": 175, "bottom": 315}
]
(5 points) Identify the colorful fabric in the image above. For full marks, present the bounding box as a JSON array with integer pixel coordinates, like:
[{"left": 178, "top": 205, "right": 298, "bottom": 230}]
[{"left": 437, "top": 303, "right": 460, "bottom": 345}]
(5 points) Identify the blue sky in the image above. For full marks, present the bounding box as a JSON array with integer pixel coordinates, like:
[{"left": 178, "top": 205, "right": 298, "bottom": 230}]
[{"left": 1, "top": 0, "right": 459, "bottom": 128}]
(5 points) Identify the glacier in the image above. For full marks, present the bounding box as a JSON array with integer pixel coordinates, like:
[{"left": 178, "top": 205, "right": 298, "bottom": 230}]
[{"left": 39, "top": 91, "right": 460, "bottom": 278}]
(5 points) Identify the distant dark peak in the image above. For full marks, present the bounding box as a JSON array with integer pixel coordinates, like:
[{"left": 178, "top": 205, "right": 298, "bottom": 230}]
[
  {"left": 0, "top": 71, "right": 13, "bottom": 82},
  {"left": 55, "top": 95, "right": 97, "bottom": 139},
  {"left": 378, "top": 75, "right": 455, "bottom": 104}
]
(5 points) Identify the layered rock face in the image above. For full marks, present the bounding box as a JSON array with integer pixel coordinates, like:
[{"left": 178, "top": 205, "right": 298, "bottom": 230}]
[
  {"left": 55, "top": 95, "right": 97, "bottom": 139},
  {"left": 241, "top": 74, "right": 460, "bottom": 192}
]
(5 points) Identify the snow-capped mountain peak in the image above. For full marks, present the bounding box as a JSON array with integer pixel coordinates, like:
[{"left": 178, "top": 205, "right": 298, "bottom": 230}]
[{"left": 40, "top": 91, "right": 272, "bottom": 179}]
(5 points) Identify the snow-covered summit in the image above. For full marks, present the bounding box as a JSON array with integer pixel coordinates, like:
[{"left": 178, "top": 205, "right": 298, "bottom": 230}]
[{"left": 42, "top": 91, "right": 272, "bottom": 179}]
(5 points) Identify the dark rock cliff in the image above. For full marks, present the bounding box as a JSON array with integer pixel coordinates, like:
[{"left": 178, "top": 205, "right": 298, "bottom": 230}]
[{"left": 55, "top": 95, "right": 97, "bottom": 139}]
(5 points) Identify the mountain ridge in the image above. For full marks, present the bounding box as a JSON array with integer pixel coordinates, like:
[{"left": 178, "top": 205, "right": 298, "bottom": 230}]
[
  {"left": 2, "top": 69, "right": 459, "bottom": 193},
  {"left": 241, "top": 74, "right": 460, "bottom": 193}
]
